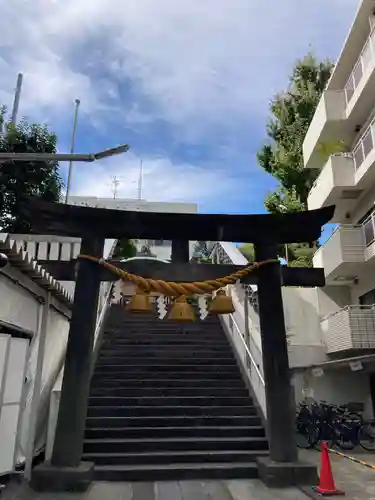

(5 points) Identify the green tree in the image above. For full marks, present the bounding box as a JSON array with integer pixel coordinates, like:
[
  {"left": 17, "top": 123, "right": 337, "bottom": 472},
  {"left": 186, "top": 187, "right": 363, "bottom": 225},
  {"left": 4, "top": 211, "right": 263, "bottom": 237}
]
[
  {"left": 0, "top": 106, "right": 63, "bottom": 232},
  {"left": 257, "top": 53, "right": 334, "bottom": 266},
  {"left": 113, "top": 238, "right": 137, "bottom": 259},
  {"left": 238, "top": 243, "right": 254, "bottom": 262}
]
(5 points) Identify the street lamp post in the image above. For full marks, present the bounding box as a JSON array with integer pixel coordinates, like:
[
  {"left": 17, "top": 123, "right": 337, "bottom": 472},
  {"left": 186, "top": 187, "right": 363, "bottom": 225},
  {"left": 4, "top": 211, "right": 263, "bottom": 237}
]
[
  {"left": 65, "top": 99, "right": 81, "bottom": 204},
  {"left": 0, "top": 145, "right": 129, "bottom": 164}
]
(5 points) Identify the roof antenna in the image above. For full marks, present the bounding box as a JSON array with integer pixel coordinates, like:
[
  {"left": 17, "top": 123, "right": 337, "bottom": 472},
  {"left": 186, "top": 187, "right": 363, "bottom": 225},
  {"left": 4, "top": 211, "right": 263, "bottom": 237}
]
[{"left": 111, "top": 176, "right": 120, "bottom": 199}]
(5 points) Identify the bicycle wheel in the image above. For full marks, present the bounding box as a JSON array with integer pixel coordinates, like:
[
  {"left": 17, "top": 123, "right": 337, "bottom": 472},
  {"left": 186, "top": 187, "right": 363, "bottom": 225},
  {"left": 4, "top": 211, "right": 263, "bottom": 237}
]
[
  {"left": 348, "top": 413, "right": 363, "bottom": 425},
  {"left": 296, "top": 422, "right": 315, "bottom": 449},
  {"left": 359, "top": 421, "right": 375, "bottom": 451},
  {"left": 335, "top": 430, "right": 356, "bottom": 450},
  {"left": 314, "top": 424, "right": 335, "bottom": 451}
]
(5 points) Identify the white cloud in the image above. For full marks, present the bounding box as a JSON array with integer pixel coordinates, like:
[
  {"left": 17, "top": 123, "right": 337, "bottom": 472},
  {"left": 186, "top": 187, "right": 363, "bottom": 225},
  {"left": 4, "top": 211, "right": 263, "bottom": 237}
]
[
  {"left": 0, "top": 0, "right": 359, "bottom": 211},
  {"left": 0, "top": 0, "right": 358, "bottom": 134},
  {"left": 70, "top": 151, "right": 250, "bottom": 210}
]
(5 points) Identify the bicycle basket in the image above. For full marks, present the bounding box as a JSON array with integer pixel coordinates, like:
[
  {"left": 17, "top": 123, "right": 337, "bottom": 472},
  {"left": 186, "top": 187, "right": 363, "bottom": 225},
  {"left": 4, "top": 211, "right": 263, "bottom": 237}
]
[{"left": 347, "top": 402, "right": 364, "bottom": 413}]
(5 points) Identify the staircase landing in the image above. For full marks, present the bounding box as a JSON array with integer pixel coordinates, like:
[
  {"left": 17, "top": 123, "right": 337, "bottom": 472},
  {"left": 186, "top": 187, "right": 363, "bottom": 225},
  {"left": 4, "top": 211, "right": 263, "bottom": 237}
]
[{"left": 3, "top": 480, "right": 310, "bottom": 500}]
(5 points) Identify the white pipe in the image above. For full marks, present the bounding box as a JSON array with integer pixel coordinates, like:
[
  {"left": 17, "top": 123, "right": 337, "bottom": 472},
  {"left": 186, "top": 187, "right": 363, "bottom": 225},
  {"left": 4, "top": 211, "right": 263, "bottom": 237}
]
[{"left": 24, "top": 292, "right": 51, "bottom": 480}]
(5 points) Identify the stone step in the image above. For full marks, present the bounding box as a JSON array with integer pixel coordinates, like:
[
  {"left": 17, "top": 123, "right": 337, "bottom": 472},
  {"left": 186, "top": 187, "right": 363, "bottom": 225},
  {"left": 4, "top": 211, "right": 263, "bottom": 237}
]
[
  {"left": 87, "top": 405, "right": 258, "bottom": 418},
  {"left": 103, "top": 332, "right": 226, "bottom": 340},
  {"left": 105, "top": 322, "right": 221, "bottom": 330},
  {"left": 89, "top": 387, "right": 249, "bottom": 397},
  {"left": 88, "top": 396, "right": 252, "bottom": 407},
  {"left": 84, "top": 449, "right": 268, "bottom": 466},
  {"left": 92, "top": 462, "right": 259, "bottom": 481},
  {"left": 85, "top": 415, "right": 262, "bottom": 429},
  {"left": 93, "top": 364, "right": 239, "bottom": 373},
  {"left": 92, "top": 370, "right": 243, "bottom": 380},
  {"left": 95, "top": 357, "right": 237, "bottom": 366},
  {"left": 99, "top": 347, "right": 232, "bottom": 356},
  {"left": 102, "top": 337, "right": 229, "bottom": 345},
  {"left": 85, "top": 425, "right": 265, "bottom": 440},
  {"left": 83, "top": 436, "right": 269, "bottom": 454},
  {"left": 89, "top": 378, "right": 246, "bottom": 389}
]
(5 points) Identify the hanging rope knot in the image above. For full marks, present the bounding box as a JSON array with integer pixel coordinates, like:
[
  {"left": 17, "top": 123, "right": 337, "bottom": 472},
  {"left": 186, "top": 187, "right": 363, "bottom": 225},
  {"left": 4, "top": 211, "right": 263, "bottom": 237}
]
[{"left": 77, "top": 254, "right": 279, "bottom": 296}]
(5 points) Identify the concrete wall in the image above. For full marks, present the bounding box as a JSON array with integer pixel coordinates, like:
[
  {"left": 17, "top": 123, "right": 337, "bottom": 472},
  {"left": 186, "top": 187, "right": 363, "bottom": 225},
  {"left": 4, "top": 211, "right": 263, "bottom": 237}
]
[
  {"left": 0, "top": 264, "right": 71, "bottom": 466},
  {"left": 292, "top": 368, "right": 373, "bottom": 418},
  {"left": 350, "top": 181, "right": 375, "bottom": 223},
  {"left": 316, "top": 286, "right": 352, "bottom": 318},
  {"left": 282, "top": 288, "right": 328, "bottom": 367},
  {"left": 350, "top": 263, "right": 375, "bottom": 302}
]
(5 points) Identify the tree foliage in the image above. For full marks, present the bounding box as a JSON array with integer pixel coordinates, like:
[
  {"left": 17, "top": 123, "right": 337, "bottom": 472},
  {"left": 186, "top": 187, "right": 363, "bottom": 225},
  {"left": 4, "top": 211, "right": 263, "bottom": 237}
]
[
  {"left": 112, "top": 238, "right": 137, "bottom": 259},
  {"left": 238, "top": 243, "right": 254, "bottom": 262},
  {"left": 0, "top": 106, "right": 63, "bottom": 232},
  {"left": 257, "top": 53, "right": 334, "bottom": 266},
  {"left": 258, "top": 53, "right": 333, "bottom": 213}
]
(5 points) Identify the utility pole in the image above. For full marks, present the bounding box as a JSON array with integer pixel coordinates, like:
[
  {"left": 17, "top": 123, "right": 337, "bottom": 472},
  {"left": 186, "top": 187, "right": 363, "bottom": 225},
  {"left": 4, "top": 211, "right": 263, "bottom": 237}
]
[
  {"left": 10, "top": 73, "right": 23, "bottom": 125},
  {"left": 138, "top": 160, "right": 143, "bottom": 200},
  {"left": 65, "top": 99, "right": 81, "bottom": 204}
]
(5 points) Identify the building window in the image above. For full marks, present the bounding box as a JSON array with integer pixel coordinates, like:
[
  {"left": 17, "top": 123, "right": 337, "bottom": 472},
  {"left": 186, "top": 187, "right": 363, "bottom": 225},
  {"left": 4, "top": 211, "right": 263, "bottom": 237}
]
[
  {"left": 359, "top": 288, "right": 375, "bottom": 306},
  {"left": 363, "top": 217, "right": 375, "bottom": 246}
]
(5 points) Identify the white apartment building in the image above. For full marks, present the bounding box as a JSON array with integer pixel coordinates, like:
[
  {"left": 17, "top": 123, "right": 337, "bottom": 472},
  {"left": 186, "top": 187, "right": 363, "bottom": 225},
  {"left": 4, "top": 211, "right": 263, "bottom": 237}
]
[
  {"left": 67, "top": 196, "right": 198, "bottom": 261},
  {"left": 300, "top": 0, "right": 375, "bottom": 413}
]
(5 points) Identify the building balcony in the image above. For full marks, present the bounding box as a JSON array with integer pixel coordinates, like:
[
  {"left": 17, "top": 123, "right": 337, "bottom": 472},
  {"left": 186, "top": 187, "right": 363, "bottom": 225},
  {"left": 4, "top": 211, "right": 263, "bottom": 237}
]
[
  {"left": 314, "top": 215, "right": 375, "bottom": 283},
  {"left": 307, "top": 115, "right": 375, "bottom": 221},
  {"left": 344, "top": 25, "right": 375, "bottom": 121},
  {"left": 321, "top": 305, "right": 375, "bottom": 354},
  {"left": 313, "top": 225, "right": 366, "bottom": 284},
  {"left": 304, "top": 25, "right": 375, "bottom": 171},
  {"left": 307, "top": 154, "right": 358, "bottom": 222},
  {"left": 303, "top": 90, "right": 346, "bottom": 170}
]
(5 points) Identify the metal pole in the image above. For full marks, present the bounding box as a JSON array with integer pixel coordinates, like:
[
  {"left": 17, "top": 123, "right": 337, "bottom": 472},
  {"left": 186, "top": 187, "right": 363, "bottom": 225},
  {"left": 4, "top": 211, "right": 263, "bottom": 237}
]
[
  {"left": 25, "top": 292, "right": 51, "bottom": 481},
  {"left": 10, "top": 73, "right": 23, "bottom": 126},
  {"left": 65, "top": 99, "right": 80, "bottom": 204}
]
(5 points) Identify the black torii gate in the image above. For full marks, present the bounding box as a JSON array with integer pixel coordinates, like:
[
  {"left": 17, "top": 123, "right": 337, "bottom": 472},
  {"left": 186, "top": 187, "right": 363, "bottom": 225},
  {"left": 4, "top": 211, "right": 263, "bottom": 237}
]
[{"left": 24, "top": 197, "right": 334, "bottom": 491}]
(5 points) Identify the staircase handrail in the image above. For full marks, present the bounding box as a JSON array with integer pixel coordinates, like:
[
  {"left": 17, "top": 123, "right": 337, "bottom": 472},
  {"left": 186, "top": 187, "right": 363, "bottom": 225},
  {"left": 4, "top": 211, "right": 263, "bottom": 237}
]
[{"left": 229, "top": 313, "right": 264, "bottom": 385}]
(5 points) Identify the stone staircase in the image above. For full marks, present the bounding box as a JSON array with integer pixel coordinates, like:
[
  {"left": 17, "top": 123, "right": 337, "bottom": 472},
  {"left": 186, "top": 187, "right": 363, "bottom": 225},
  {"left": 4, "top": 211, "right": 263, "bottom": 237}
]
[{"left": 82, "top": 303, "right": 268, "bottom": 481}]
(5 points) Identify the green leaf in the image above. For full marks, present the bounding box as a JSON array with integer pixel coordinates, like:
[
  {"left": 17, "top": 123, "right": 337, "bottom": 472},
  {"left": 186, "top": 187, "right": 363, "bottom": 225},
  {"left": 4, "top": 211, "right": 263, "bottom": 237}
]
[
  {"left": 0, "top": 109, "right": 63, "bottom": 232},
  {"left": 257, "top": 52, "right": 334, "bottom": 267}
]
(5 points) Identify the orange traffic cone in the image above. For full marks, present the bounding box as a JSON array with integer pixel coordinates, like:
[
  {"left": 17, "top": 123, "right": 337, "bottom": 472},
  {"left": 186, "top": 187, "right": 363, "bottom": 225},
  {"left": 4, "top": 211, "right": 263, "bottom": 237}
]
[{"left": 314, "top": 442, "right": 344, "bottom": 496}]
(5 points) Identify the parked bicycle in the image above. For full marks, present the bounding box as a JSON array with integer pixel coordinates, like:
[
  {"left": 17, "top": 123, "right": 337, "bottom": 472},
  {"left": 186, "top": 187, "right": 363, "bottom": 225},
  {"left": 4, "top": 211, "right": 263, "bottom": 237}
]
[{"left": 295, "top": 400, "right": 375, "bottom": 451}]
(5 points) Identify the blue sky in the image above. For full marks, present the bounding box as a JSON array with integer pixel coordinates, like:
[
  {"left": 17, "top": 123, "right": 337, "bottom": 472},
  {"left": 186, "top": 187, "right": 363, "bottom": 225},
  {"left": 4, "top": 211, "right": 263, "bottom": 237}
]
[{"left": 0, "top": 0, "right": 359, "bottom": 243}]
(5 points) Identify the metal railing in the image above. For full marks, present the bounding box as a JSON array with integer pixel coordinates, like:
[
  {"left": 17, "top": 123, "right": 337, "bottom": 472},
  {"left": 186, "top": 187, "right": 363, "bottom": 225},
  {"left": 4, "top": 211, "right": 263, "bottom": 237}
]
[
  {"left": 321, "top": 304, "right": 375, "bottom": 353},
  {"left": 344, "top": 25, "right": 375, "bottom": 105},
  {"left": 209, "top": 241, "right": 266, "bottom": 415},
  {"left": 322, "top": 303, "right": 375, "bottom": 321},
  {"left": 352, "top": 115, "right": 375, "bottom": 170},
  {"left": 362, "top": 211, "right": 375, "bottom": 247},
  {"left": 228, "top": 314, "right": 264, "bottom": 385}
]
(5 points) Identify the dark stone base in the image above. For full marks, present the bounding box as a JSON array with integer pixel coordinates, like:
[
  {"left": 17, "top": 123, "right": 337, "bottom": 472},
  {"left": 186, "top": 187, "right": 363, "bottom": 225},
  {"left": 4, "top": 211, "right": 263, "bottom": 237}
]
[
  {"left": 30, "top": 461, "right": 94, "bottom": 492},
  {"left": 256, "top": 456, "right": 318, "bottom": 488}
]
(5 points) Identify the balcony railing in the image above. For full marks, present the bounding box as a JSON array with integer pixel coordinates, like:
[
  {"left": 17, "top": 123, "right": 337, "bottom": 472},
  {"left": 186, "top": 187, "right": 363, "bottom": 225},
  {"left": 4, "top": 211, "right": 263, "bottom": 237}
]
[
  {"left": 352, "top": 114, "right": 375, "bottom": 170},
  {"left": 322, "top": 305, "right": 375, "bottom": 353},
  {"left": 344, "top": 26, "right": 375, "bottom": 105},
  {"left": 362, "top": 210, "right": 375, "bottom": 248}
]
